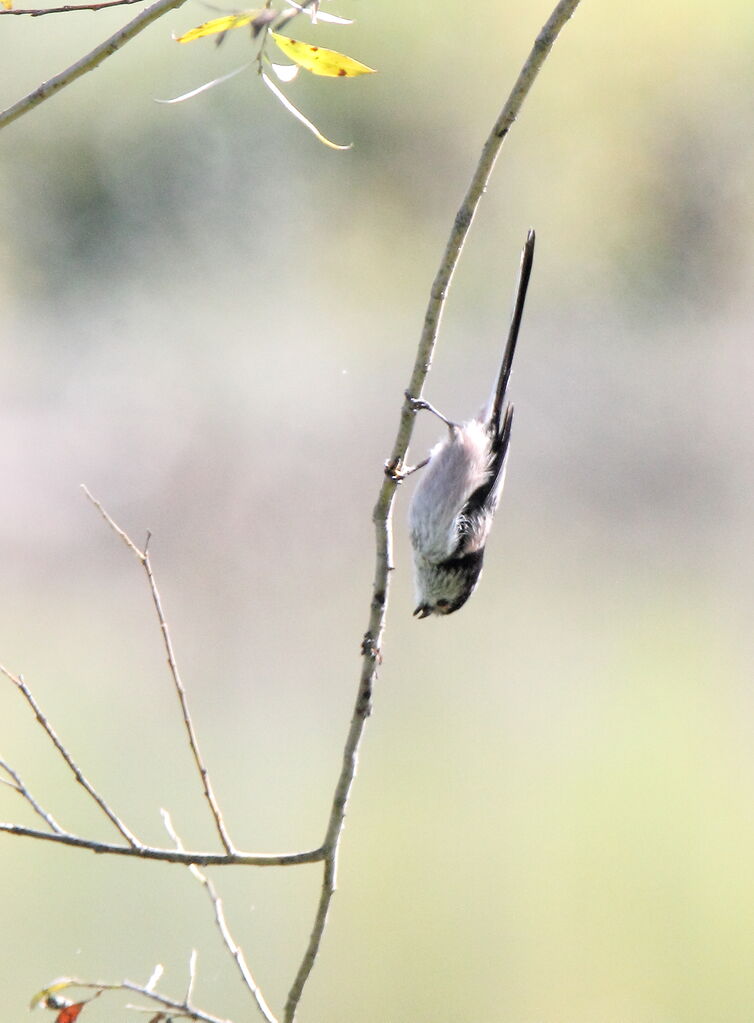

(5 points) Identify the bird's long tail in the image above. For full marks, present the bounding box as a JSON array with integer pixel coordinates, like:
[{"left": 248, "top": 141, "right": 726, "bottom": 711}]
[{"left": 489, "top": 229, "right": 536, "bottom": 436}]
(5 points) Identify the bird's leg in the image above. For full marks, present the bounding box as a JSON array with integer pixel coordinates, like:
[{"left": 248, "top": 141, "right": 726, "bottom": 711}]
[
  {"left": 401, "top": 456, "right": 431, "bottom": 477},
  {"left": 405, "top": 391, "right": 458, "bottom": 432},
  {"left": 384, "top": 455, "right": 430, "bottom": 482}
]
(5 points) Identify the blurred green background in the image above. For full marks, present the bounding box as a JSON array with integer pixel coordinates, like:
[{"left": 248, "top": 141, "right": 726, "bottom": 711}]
[{"left": 2, "top": 0, "right": 754, "bottom": 1020}]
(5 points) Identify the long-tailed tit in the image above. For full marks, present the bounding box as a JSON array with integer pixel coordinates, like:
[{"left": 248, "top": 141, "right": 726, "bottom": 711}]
[{"left": 407, "top": 230, "right": 535, "bottom": 618}]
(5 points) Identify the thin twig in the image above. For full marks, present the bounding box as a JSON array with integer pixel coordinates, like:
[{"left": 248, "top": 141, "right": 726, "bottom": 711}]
[
  {"left": 82, "top": 485, "right": 235, "bottom": 854},
  {"left": 0, "top": 0, "right": 146, "bottom": 15},
  {"left": 199, "top": 872, "right": 277, "bottom": 1023},
  {"left": 81, "top": 485, "right": 146, "bottom": 559},
  {"left": 145, "top": 963, "right": 165, "bottom": 992},
  {"left": 0, "top": 0, "right": 190, "bottom": 130},
  {"left": 283, "top": 1, "right": 584, "bottom": 1019},
  {"left": 162, "top": 809, "right": 278, "bottom": 1023},
  {"left": 0, "top": 758, "right": 64, "bottom": 833},
  {"left": 0, "top": 821, "right": 323, "bottom": 864},
  {"left": 54, "top": 978, "right": 233, "bottom": 1023},
  {"left": 144, "top": 547, "right": 235, "bottom": 852},
  {"left": 1, "top": 665, "right": 142, "bottom": 847},
  {"left": 185, "top": 950, "right": 197, "bottom": 1005}
]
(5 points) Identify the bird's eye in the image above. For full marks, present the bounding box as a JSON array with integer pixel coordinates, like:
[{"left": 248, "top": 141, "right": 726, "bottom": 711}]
[{"left": 436, "top": 599, "right": 449, "bottom": 609}]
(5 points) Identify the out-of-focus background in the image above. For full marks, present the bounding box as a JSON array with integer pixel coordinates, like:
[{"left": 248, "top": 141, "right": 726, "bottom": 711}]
[{"left": 2, "top": 0, "right": 754, "bottom": 1019}]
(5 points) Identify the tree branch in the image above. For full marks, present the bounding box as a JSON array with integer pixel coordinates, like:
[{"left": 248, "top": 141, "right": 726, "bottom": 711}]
[
  {"left": 0, "top": 0, "right": 332, "bottom": 130},
  {"left": 82, "top": 485, "right": 236, "bottom": 854},
  {"left": 0, "top": 0, "right": 147, "bottom": 16},
  {"left": 282, "top": 1, "right": 584, "bottom": 1019},
  {"left": 0, "top": 0, "right": 190, "bottom": 130},
  {"left": 0, "top": 821, "right": 323, "bottom": 864},
  {"left": 162, "top": 809, "right": 278, "bottom": 1023},
  {"left": 0, "top": 758, "right": 64, "bottom": 833},
  {"left": 1, "top": 665, "right": 143, "bottom": 846},
  {"left": 47, "top": 976, "right": 234, "bottom": 1023}
]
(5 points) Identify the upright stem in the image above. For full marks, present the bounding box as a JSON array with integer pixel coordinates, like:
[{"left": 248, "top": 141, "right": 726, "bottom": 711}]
[{"left": 283, "top": 1, "right": 584, "bottom": 1019}]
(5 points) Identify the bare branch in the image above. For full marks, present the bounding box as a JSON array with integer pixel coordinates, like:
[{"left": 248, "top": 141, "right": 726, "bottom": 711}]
[
  {"left": 400, "top": 0, "right": 583, "bottom": 453},
  {"left": 1, "top": 665, "right": 143, "bottom": 846},
  {"left": 163, "top": 808, "right": 279, "bottom": 1023},
  {"left": 143, "top": 547, "right": 236, "bottom": 852},
  {"left": 283, "top": 1, "right": 584, "bottom": 1019},
  {"left": 0, "top": 821, "right": 323, "bottom": 865},
  {"left": 81, "top": 484, "right": 147, "bottom": 559},
  {"left": 198, "top": 870, "right": 278, "bottom": 1023},
  {"left": 82, "top": 485, "right": 235, "bottom": 854},
  {"left": 0, "top": 758, "right": 65, "bottom": 833},
  {"left": 0, "top": 0, "right": 191, "bottom": 130},
  {"left": 283, "top": 854, "right": 336, "bottom": 1022},
  {"left": 53, "top": 977, "right": 233, "bottom": 1023},
  {"left": 0, "top": 0, "right": 147, "bottom": 16}
]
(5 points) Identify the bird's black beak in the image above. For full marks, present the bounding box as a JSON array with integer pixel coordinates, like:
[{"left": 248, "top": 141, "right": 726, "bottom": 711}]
[{"left": 413, "top": 604, "right": 432, "bottom": 619}]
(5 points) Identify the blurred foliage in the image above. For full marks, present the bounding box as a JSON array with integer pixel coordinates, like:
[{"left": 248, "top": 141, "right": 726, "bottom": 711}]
[{"left": 1, "top": 1, "right": 754, "bottom": 1021}]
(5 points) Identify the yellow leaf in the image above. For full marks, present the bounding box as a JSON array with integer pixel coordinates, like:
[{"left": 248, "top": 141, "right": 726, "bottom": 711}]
[
  {"left": 29, "top": 978, "right": 75, "bottom": 1010},
  {"left": 270, "top": 33, "right": 375, "bottom": 77},
  {"left": 175, "top": 10, "right": 262, "bottom": 43},
  {"left": 1, "top": 0, "right": 13, "bottom": 10}
]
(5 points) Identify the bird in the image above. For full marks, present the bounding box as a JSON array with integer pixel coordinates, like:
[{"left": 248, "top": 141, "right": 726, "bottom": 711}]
[{"left": 407, "top": 229, "right": 535, "bottom": 618}]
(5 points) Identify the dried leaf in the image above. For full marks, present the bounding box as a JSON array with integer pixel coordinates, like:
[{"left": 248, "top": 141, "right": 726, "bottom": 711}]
[
  {"left": 260, "top": 72, "right": 351, "bottom": 150},
  {"left": 174, "top": 11, "right": 262, "bottom": 43},
  {"left": 270, "top": 32, "right": 375, "bottom": 77},
  {"left": 56, "top": 1004, "right": 85, "bottom": 1023}
]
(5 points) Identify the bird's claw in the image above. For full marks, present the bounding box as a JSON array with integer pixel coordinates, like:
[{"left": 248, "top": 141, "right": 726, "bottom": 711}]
[
  {"left": 405, "top": 391, "right": 429, "bottom": 412},
  {"left": 385, "top": 458, "right": 408, "bottom": 482}
]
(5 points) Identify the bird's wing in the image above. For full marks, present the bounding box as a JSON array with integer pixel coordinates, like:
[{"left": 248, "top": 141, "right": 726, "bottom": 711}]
[{"left": 454, "top": 406, "right": 513, "bottom": 555}]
